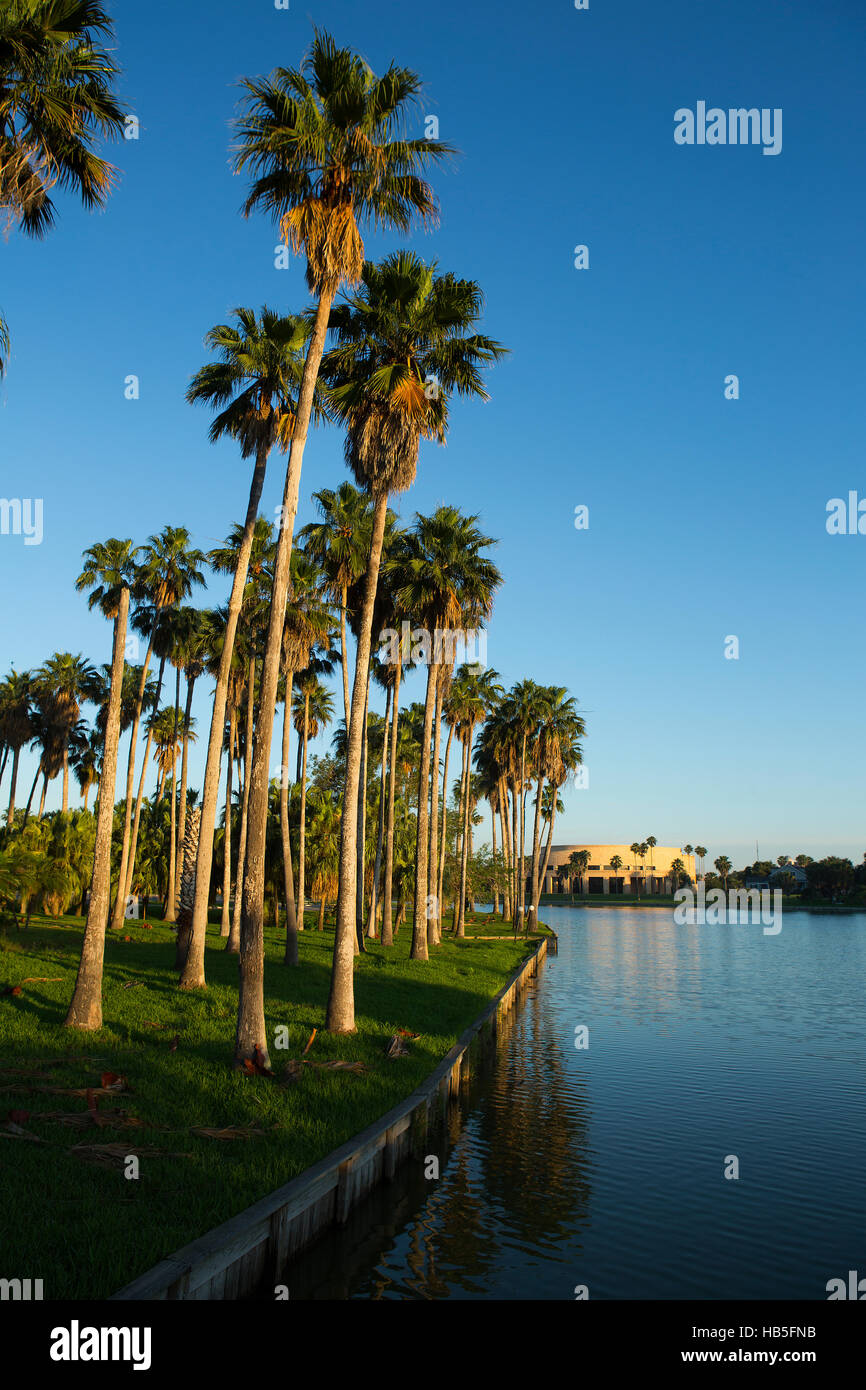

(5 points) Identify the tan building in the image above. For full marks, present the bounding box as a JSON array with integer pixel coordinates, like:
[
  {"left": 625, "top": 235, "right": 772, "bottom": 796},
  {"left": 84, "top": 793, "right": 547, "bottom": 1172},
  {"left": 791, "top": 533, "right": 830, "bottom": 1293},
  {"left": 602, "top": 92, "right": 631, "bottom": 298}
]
[{"left": 541, "top": 844, "right": 697, "bottom": 896}]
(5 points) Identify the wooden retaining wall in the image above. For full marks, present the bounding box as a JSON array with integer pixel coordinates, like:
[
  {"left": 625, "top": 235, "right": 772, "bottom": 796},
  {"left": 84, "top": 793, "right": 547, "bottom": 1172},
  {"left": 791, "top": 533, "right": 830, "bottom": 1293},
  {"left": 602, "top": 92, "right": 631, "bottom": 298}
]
[{"left": 111, "top": 936, "right": 548, "bottom": 1301}]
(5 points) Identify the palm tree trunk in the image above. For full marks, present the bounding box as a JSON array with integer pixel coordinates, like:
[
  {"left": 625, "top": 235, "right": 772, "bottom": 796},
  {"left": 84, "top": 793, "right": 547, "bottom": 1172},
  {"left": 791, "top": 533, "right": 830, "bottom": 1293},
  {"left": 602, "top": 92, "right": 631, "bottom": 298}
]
[
  {"left": 528, "top": 770, "right": 544, "bottom": 923},
  {"left": 534, "top": 793, "right": 558, "bottom": 919},
  {"left": 166, "top": 665, "right": 181, "bottom": 922},
  {"left": 498, "top": 780, "right": 511, "bottom": 919},
  {"left": 340, "top": 585, "right": 350, "bottom": 736},
  {"left": 367, "top": 684, "right": 391, "bottom": 937},
  {"left": 281, "top": 674, "right": 299, "bottom": 965},
  {"left": 318, "top": 897, "right": 326, "bottom": 931},
  {"left": 435, "top": 722, "right": 454, "bottom": 926},
  {"left": 326, "top": 488, "right": 389, "bottom": 1031},
  {"left": 296, "top": 689, "right": 309, "bottom": 922},
  {"left": 236, "top": 289, "right": 334, "bottom": 1065},
  {"left": 181, "top": 441, "right": 269, "bottom": 991},
  {"left": 66, "top": 587, "right": 129, "bottom": 1028},
  {"left": 381, "top": 659, "right": 401, "bottom": 946},
  {"left": 22, "top": 763, "right": 40, "bottom": 825},
  {"left": 220, "top": 704, "right": 235, "bottom": 937},
  {"left": 61, "top": 749, "right": 69, "bottom": 814},
  {"left": 491, "top": 800, "right": 499, "bottom": 915},
  {"left": 456, "top": 721, "right": 475, "bottom": 938},
  {"left": 38, "top": 773, "right": 48, "bottom": 818},
  {"left": 123, "top": 653, "right": 168, "bottom": 907},
  {"left": 355, "top": 682, "right": 369, "bottom": 953},
  {"left": 110, "top": 612, "right": 161, "bottom": 931},
  {"left": 410, "top": 660, "right": 437, "bottom": 961},
  {"left": 173, "top": 673, "right": 195, "bottom": 918},
  {"left": 451, "top": 735, "right": 469, "bottom": 933},
  {"left": 5, "top": 746, "right": 20, "bottom": 828},
  {"left": 510, "top": 779, "right": 519, "bottom": 931},
  {"left": 228, "top": 656, "right": 255, "bottom": 953},
  {"left": 427, "top": 667, "right": 443, "bottom": 947}
]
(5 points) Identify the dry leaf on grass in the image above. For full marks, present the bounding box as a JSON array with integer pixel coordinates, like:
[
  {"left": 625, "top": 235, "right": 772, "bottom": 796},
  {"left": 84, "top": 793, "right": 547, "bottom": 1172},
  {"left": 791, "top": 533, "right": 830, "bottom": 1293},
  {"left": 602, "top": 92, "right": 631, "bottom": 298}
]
[
  {"left": 71, "top": 1142, "right": 191, "bottom": 1168},
  {"left": 240, "top": 1045, "right": 275, "bottom": 1078},
  {"left": 1, "top": 985, "right": 23, "bottom": 998},
  {"left": 100, "top": 1072, "right": 131, "bottom": 1092},
  {"left": 191, "top": 1125, "right": 266, "bottom": 1141}
]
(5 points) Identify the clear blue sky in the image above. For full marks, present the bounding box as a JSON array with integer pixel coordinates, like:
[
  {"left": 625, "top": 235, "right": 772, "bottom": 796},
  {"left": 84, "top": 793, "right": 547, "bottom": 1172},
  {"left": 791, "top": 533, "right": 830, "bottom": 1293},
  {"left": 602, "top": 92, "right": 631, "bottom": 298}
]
[{"left": 2, "top": 0, "right": 864, "bottom": 867}]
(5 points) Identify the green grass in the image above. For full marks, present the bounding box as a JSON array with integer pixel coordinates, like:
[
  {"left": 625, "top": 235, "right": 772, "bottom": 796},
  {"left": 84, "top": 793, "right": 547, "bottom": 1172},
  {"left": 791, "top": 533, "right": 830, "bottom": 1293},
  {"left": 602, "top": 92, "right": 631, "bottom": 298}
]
[{"left": 0, "top": 909, "right": 537, "bottom": 1300}]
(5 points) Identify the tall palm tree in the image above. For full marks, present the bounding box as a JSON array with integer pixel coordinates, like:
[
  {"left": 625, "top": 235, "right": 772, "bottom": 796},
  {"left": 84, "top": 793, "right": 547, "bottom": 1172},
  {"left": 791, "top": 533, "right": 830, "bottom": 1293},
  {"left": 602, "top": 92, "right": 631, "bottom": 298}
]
[
  {"left": 386, "top": 506, "right": 502, "bottom": 974},
  {"left": 713, "top": 855, "right": 731, "bottom": 893},
  {"left": 65, "top": 536, "right": 136, "bottom": 1029},
  {"left": 109, "top": 527, "right": 204, "bottom": 931},
  {"left": 319, "top": 251, "right": 505, "bottom": 1014},
  {"left": 448, "top": 665, "right": 502, "bottom": 937},
  {"left": 0, "top": 0, "right": 126, "bottom": 368},
  {"left": 694, "top": 844, "right": 707, "bottom": 880},
  {"left": 171, "top": 608, "right": 208, "bottom": 919},
  {"left": 0, "top": 669, "right": 32, "bottom": 828},
  {"left": 646, "top": 834, "right": 657, "bottom": 892},
  {"left": 609, "top": 853, "right": 623, "bottom": 893},
  {"left": 629, "top": 841, "right": 642, "bottom": 900},
  {"left": 232, "top": 31, "right": 449, "bottom": 1061},
  {"left": 298, "top": 482, "right": 370, "bottom": 731},
  {"left": 183, "top": 310, "right": 314, "bottom": 986},
  {"left": 34, "top": 653, "right": 101, "bottom": 813},
  {"left": 293, "top": 672, "right": 334, "bottom": 922},
  {"left": 530, "top": 695, "right": 584, "bottom": 920},
  {"left": 119, "top": 530, "right": 206, "bottom": 920},
  {"left": 72, "top": 727, "right": 101, "bottom": 811}
]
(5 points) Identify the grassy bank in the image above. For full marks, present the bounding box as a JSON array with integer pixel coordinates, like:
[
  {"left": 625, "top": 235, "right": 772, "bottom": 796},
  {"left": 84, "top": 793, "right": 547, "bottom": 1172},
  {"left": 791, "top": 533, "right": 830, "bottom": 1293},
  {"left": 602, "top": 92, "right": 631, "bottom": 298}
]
[{"left": 0, "top": 910, "right": 539, "bottom": 1300}]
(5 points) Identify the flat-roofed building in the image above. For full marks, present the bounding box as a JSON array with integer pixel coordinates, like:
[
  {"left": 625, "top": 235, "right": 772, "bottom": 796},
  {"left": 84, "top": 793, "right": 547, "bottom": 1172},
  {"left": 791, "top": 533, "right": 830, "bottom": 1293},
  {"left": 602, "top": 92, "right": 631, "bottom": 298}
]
[{"left": 541, "top": 844, "right": 696, "bottom": 896}]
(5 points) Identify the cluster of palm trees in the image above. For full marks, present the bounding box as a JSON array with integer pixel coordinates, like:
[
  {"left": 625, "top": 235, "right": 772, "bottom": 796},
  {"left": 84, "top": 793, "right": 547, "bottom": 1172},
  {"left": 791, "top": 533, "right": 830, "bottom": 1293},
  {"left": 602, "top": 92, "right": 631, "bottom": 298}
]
[{"left": 1, "top": 17, "right": 589, "bottom": 1061}]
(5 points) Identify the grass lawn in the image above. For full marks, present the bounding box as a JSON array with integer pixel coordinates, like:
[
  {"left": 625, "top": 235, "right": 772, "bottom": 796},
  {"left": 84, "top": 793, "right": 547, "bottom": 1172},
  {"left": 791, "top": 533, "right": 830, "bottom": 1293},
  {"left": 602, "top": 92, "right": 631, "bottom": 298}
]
[{"left": 0, "top": 908, "right": 540, "bottom": 1300}]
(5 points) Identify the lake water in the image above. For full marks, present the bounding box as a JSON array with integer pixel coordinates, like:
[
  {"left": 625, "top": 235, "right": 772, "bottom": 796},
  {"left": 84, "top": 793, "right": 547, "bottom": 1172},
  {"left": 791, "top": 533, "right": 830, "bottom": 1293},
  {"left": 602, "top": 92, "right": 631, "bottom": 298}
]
[{"left": 277, "top": 907, "right": 866, "bottom": 1299}]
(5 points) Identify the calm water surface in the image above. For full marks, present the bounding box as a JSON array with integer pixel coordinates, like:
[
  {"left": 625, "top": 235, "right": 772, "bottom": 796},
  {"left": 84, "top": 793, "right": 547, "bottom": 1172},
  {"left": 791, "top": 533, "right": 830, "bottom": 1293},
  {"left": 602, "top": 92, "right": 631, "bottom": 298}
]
[{"left": 279, "top": 908, "right": 866, "bottom": 1299}]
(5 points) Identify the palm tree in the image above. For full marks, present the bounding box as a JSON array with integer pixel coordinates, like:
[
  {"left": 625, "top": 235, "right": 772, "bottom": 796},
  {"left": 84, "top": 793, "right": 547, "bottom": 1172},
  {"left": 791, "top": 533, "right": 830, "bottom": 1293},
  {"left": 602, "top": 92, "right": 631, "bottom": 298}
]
[
  {"left": 571, "top": 849, "right": 590, "bottom": 900},
  {"left": 293, "top": 672, "right": 334, "bottom": 923},
  {"left": 307, "top": 789, "right": 340, "bottom": 931},
  {"left": 531, "top": 699, "right": 584, "bottom": 920},
  {"left": 714, "top": 855, "right": 732, "bottom": 893},
  {"left": 682, "top": 843, "right": 695, "bottom": 884},
  {"left": 182, "top": 310, "right": 314, "bottom": 985},
  {"left": 386, "top": 506, "right": 502, "bottom": 974},
  {"left": 65, "top": 536, "right": 136, "bottom": 1029},
  {"left": 629, "top": 841, "right": 642, "bottom": 900},
  {"left": 609, "top": 853, "right": 623, "bottom": 893},
  {"left": 232, "top": 31, "right": 449, "bottom": 1060},
  {"left": 109, "top": 527, "right": 204, "bottom": 932},
  {"left": 298, "top": 483, "right": 371, "bottom": 731},
  {"left": 694, "top": 844, "right": 707, "bottom": 880},
  {"left": 73, "top": 728, "right": 101, "bottom": 811},
  {"left": 0, "top": 0, "right": 126, "bottom": 368},
  {"left": 448, "top": 666, "right": 502, "bottom": 937},
  {"left": 170, "top": 607, "right": 208, "bottom": 920},
  {"left": 34, "top": 653, "right": 101, "bottom": 813},
  {"left": 646, "top": 834, "right": 657, "bottom": 892},
  {"left": 118, "top": 530, "right": 206, "bottom": 921},
  {"left": 0, "top": 669, "right": 32, "bottom": 828}
]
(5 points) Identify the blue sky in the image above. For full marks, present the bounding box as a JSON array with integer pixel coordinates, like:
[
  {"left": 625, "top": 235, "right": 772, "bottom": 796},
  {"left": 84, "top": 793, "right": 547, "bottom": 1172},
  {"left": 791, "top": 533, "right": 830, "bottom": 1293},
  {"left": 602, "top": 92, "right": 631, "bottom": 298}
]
[{"left": 1, "top": 0, "right": 864, "bottom": 866}]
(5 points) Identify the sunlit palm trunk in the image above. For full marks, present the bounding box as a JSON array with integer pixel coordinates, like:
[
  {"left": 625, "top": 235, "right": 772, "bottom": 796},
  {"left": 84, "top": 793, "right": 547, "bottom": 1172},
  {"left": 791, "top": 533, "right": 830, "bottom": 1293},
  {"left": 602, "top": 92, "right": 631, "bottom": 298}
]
[
  {"left": 381, "top": 660, "right": 401, "bottom": 946},
  {"left": 326, "top": 490, "right": 389, "bottom": 1030},
  {"left": 173, "top": 673, "right": 195, "bottom": 918},
  {"left": 451, "top": 736, "right": 469, "bottom": 933},
  {"left": 38, "top": 774, "right": 48, "bottom": 818},
  {"left": 228, "top": 656, "right": 255, "bottom": 953},
  {"left": 355, "top": 684, "right": 369, "bottom": 953},
  {"left": 491, "top": 802, "right": 499, "bottom": 916},
  {"left": 237, "top": 290, "right": 333, "bottom": 1065},
  {"left": 296, "top": 690, "right": 309, "bottom": 923},
  {"left": 534, "top": 793, "right": 558, "bottom": 918},
  {"left": 498, "top": 781, "right": 511, "bottom": 919},
  {"left": 220, "top": 704, "right": 236, "bottom": 937},
  {"left": 509, "top": 780, "right": 519, "bottom": 931},
  {"left": 61, "top": 750, "right": 69, "bottom": 814},
  {"left": 280, "top": 676, "right": 299, "bottom": 965},
  {"left": 110, "top": 614, "right": 160, "bottom": 931},
  {"left": 123, "top": 653, "right": 167, "bottom": 907},
  {"left": 340, "top": 587, "right": 350, "bottom": 736},
  {"left": 456, "top": 720, "right": 475, "bottom": 938},
  {"left": 528, "top": 770, "right": 544, "bottom": 924},
  {"left": 367, "top": 683, "right": 391, "bottom": 937},
  {"left": 436, "top": 723, "right": 454, "bottom": 926},
  {"left": 410, "top": 661, "right": 437, "bottom": 961},
  {"left": 166, "top": 666, "right": 181, "bottom": 922},
  {"left": 427, "top": 668, "right": 443, "bottom": 946},
  {"left": 66, "top": 587, "right": 129, "bottom": 1029},
  {"left": 22, "top": 764, "right": 40, "bottom": 824},
  {"left": 181, "top": 442, "right": 269, "bottom": 990}
]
